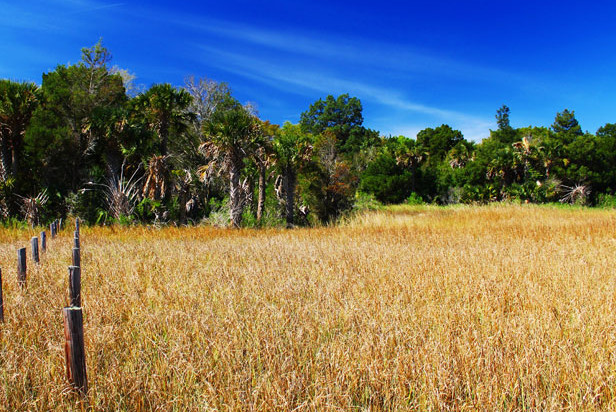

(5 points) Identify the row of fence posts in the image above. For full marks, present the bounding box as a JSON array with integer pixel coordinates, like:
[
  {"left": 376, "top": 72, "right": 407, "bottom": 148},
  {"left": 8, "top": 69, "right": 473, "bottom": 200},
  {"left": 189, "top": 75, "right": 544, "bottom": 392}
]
[
  {"left": 0, "top": 218, "right": 87, "bottom": 395},
  {"left": 64, "top": 217, "right": 87, "bottom": 395}
]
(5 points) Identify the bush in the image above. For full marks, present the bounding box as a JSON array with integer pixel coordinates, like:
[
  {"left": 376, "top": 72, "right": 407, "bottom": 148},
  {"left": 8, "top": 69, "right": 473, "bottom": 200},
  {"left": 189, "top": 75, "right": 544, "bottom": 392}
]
[
  {"left": 353, "top": 192, "right": 382, "bottom": 211},
  {"left": 596, "top": 193, "right": 616, "bottom": 208},
  {"left": 133, "top": 198, "right": 161, "bottom": 223},
  {"left": 405, "top": 192, "right": 424, "bottom": 205}
]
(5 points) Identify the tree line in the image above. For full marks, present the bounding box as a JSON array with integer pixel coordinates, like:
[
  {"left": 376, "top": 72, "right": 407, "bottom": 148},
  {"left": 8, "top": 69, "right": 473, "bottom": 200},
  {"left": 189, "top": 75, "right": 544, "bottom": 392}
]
[{"left": 1, "top": 41, "right": 615, "bottom": 228}]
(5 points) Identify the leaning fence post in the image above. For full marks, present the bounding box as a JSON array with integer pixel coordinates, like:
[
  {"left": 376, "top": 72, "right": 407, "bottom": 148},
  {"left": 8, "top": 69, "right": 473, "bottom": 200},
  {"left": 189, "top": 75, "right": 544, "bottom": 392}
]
[
  {"left": 68, "top": 266, "right": 81, "bottom": 307},
  {"left": 31, "top": 237, "right": 39, "bottom": 264},
  {"left": 0, "top": 267, "right": 4, "bottom": 322},
  {"left": 72, "top": 247, "right": 80, "bottom": 268},
  {"left": 63, "top": 307, "right": 88, "bottom": 394},
  {"left": 41, "top": 231, "right": 46, "bottom": 252},
  {"left": 17, "top": 248, "right": 26, "bottom": 287},
  {"left": 59, "top": 218, "right": 63, "bottom": 231}
]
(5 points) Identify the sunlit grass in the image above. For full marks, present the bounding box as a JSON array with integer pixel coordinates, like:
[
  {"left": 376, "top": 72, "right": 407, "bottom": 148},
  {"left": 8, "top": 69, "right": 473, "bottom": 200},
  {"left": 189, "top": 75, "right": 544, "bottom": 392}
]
[{"left": 1, "top": 204, "right": 615, "bottom": 410}]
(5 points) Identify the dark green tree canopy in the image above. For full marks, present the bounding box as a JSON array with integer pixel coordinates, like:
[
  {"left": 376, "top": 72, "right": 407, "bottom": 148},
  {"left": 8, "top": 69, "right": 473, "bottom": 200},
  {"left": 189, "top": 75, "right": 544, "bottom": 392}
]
[
  {"left": 416, "top": 124, "right": 464, "bottom": 164},
  {"left": 299, "top": 94, "right": 379, "bottom": 154},
  {"left": 490, "top": 104, "right": 518, "bottom": 144},
  {"left": 552, "top": 109, "right": 583, "bottom": 140},
  {"left": 26, "top": 41, "right": 127, "bottom": 194},
  {"left": 130, "top": 83, "right": 193, "bottom": 157},
  {"left": 5, "top": 40, "right": 616, "bottom": 226},
  {"left": 496, "top": 104, "right": 511, "bottom": 131},
  {"left": 300, "top": 94, "right": 363, "bottom": 134},
  {"left": 0, "top": 80, "right": 39, "bottom": 181}
]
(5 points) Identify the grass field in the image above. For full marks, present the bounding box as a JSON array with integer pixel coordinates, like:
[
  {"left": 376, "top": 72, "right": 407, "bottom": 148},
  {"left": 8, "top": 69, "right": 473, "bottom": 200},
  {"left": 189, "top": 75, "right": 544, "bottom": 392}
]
[{"left": 0, "top": 204, "right": 615, "bottom": 410}]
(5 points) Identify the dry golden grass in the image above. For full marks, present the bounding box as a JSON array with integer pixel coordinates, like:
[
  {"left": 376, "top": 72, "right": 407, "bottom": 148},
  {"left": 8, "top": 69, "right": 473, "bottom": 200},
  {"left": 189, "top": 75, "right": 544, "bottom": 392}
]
[{"left": 1, "top": 204, "right": 615, "bottom": 410}]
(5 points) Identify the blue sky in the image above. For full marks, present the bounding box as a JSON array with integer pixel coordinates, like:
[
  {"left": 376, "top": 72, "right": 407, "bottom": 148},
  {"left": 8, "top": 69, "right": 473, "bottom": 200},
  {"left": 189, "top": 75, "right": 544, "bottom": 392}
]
[{"left": 1, "top": 0, "right": 615, "bottom": 141}]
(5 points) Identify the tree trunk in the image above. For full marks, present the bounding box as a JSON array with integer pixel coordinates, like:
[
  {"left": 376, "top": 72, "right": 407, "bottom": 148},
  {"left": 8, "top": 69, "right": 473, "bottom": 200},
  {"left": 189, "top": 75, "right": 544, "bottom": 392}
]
[
  {"left": 284, "top": 167, "right": 296, "bottom": 228},
  {"left": 256, "top": 165, "right": 266, "bottom": 222},
  {"left": 11, "top": 143, "right": 18, "bottom": 178},
  {"left": 229, "top": 159, "right": 243, "bottom": 228},
  {"left": 0, "top": 139, "right": 10, "bottom": 181}
]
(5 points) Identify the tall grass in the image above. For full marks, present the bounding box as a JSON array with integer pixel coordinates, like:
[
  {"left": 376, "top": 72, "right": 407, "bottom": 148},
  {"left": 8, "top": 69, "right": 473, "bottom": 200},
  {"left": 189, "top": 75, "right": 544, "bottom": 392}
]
[{"left": 0, "top": 204, "right": 615, "bottom": 410}]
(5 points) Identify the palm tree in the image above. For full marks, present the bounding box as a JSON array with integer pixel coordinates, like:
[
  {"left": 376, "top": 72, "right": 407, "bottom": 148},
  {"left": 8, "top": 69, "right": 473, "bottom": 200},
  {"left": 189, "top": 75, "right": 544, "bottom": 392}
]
[
  {"left": 132, "top": 84, "right": 193, "bottom": 157},
  {"left": 131, "top": 84, "right": 194, "bottom": 202},
  {"left": 200, "top": 97, "right": 257, "bottom": 228},
  {"left": 395, "top": 139, "right": 426, "bottom": 193},
  {"left": 273, "top": 122, "right": 312, "bottom": 227},
  {"left": 0, "top": 80, "right": 39, "bottom": 181},
  {"left": 251, "top": 120, "right": 277, "bottom": 222}
]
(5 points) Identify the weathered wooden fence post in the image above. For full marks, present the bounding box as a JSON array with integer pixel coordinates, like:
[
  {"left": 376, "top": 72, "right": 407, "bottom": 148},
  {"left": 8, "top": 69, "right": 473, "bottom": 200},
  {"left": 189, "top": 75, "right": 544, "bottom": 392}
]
[
  {"left": 50, "top": 222, "right": 56, "bottom": 239},
  {"left": 41, "top": 231, "right": 46, "bottom": 252},
  {"left": 75, "top": 217, "right": 80, "bottom": 233},
  {"left": 63, "top": 307, "right": 88, "bottom": 394},
  {"left": 68, "top": 266, "right": 81, "bottom": 307},
  {"left": 74, "top": 231, "right": 80, "bottom": 248},
  {"left": 0, "top": 267, "right": 4, "bottom": 322},
  {"left": 58, "top": 218, "right": 63, "bottom": 231},
  {"left": 72, "top": 247, "right": 80, "bottom": 268},
  {"left": 17, "top": 248, "right": 26, "bottom": 287},
  {"left": 31, "top": 237, "right": 39, "bottom": 264}
]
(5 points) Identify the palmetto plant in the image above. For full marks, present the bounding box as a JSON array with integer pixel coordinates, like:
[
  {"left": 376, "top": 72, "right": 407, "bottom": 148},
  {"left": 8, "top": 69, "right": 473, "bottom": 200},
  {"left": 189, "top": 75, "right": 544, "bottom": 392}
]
[
  {"left": 559, "top": 183, "right": 590, "bottom": 205},
  {"left": 105, "top": 165, "right": 143, "bottom": 219},
  {"left": 85, "top": 162, "right": 143, "bottom": 220},
  {"left": 18, "top": 189, "right": 49, "bottom": 226}
]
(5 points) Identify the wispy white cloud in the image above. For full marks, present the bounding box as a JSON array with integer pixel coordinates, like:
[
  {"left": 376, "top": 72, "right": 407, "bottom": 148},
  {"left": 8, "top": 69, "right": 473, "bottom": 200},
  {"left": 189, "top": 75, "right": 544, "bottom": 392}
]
[
  {"left": 177, "top": 15, "right": 531, "bottom": 86},
  {"left": 65, "top": 2, "right": 125, "bottom": 14},
  {"left": 0, "top": 0, "right": 124, "bottom": 31},
  {"left": 198, "top": 45, "right": 493, "bottom": 140}
]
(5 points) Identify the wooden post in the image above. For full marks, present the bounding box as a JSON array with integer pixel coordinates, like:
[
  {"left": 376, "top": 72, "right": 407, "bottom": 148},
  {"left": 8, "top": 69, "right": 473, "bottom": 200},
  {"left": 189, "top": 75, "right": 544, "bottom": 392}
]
[
  {"left": 59, "top": 218, "right": 63, "bottom": 231},
  {"left": 50, "top": 222, "right": 56, "bottom": 239},
  {"left": 0, "top": 267, "right": 4, "bottom": 322},
  {"left": 75, "top": 217, "right": 80, "bottom": 233},
  {"left": 74, "top": 231, "right": 80, "bottom": 248},
  {"left": 63, "top": 307, "right": 88, "bottom": 394},
  {"left": 41, "top": 231, "right": 46, "bottom": 252},
  {"left": 72, "top": 247, "right": 80, "bottom": 268},
  {"left": 17, "top": 248, "right": 26, "bottom": 287},
  {"left": 31, "top": 237, "right": 39, "bottom": 264},
  {"left": 68, "top": 266, "right": 81, "bottom": 307}
]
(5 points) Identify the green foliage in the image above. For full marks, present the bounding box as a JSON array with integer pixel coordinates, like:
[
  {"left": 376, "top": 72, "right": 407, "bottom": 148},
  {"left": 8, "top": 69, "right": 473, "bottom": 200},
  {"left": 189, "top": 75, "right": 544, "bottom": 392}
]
[
  {"left": 300, "top": 94, "right": 363, "bottom": 135},
  {"left": 300, "top": 94, "right": 377, "bottom": 155},
  {"left": 0, "top": 80, "right": 40, "bottom": 208},
  {"left": 134, "top": 198, "right": 161, "bottom": 222},
  {"left": 405, "top": 192, "right": 424, "bottom": 205},
  {"left": 416, "top": 124, "right": 464, "bottom": 166},
  {"left": 353, "top": 192, "right": 383, "bottom": 211},
  {"left": 25, "top": 39, "right": 126, "bottom": 204},
  {"left": 5, "top": 44, "right": 616, "bottom": 226},
  {"left": 552, "top": 109, "right": 583, "bottom": 140},
  {"left": 204, "top": 197, "right": 230, "bottom": 227},
  {"left": 129, "top": 83, "right": 194, "bottom": 157},
  {"left": 490, "top": 105, "right": 518, "bottom": 144},
  {"left": 299, "top": 131, "right": 359, "bottom": 223},
  {"left": 596, "top": 193, "right": 616, "bottom": 209},
  {"left": 360, "top": 152, "right": 414, "bottom": 204}
]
